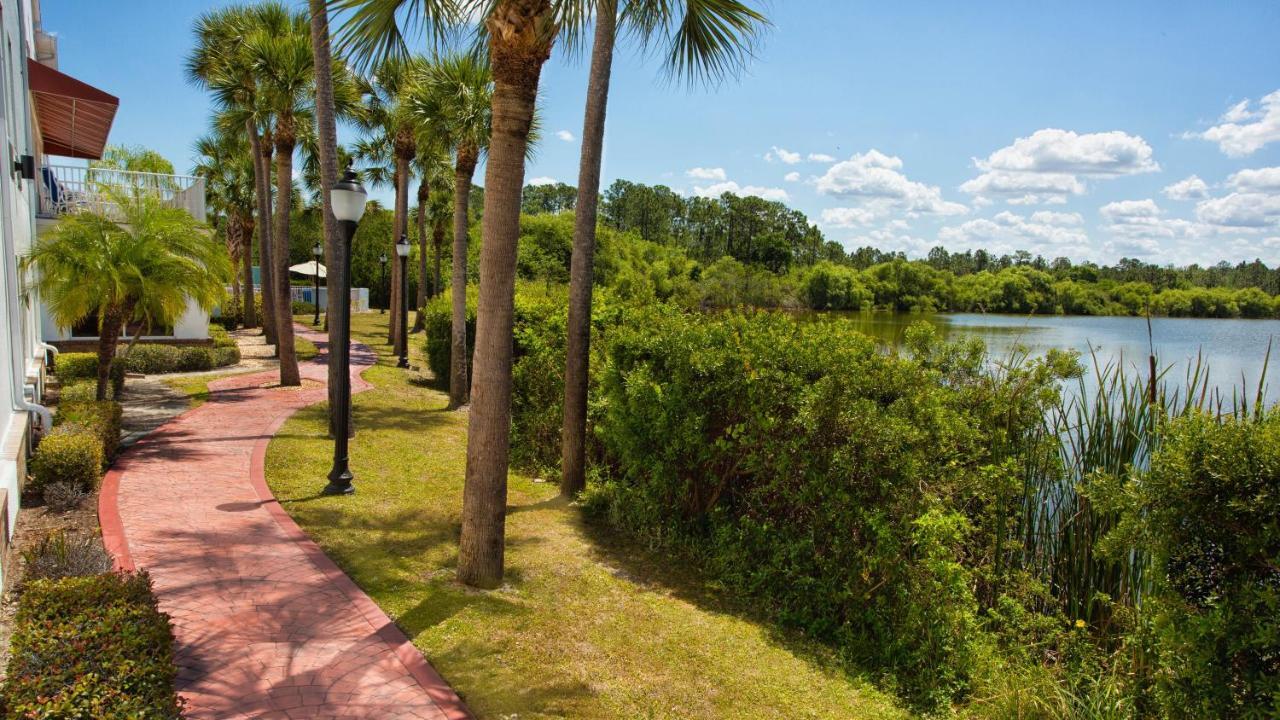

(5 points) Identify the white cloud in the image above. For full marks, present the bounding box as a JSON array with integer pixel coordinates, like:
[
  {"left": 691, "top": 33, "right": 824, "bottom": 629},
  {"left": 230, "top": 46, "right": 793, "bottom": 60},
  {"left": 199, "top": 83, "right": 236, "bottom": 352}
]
[
  {"left": 527, "top": 176, "right": 557, "bottom": 186},
  {"left": 1227, "top": 166, "right": 1280, "bottom": 193},
  {"left": 693, "top": 180, "right": 790, "bottom": 202},
  {"left": 1162, "top": 175, "right": 1210, "bottom": 201},
  {"left": 686, "top": 167, "right": 727, "bottom": 181},
  {"left": 807, "top": 153, "right": 836, "bottom": 163},
  {"left": 1100, "top": 199, "right": 1161, "bottom": 223},
  {"left": 815, "top": 149, "right": 968, "bottom": 217},
  {"left": 765, "top": 146, "right": 802, "bottom": 164},
  {"left": 1196, "top": 192, "right": 1280, "bottom": 228},
  {"left": 784, "top": 171, "right": 801, "bottom": 183},
  {"left": 1195, "top": 90, "right": 1280, "bottom": 156},
  {"left": 556, "top": 130, "right": 575, "bottom": 142},
  {"left": 938, "top": 210, "right": 1092, "bottom": 257},
  {"left": 963, "top": 128, "right": 1158, "bottom": 205},
  {"left": 1030, "top": 210, "right": 1085, "bottom": 226},
  {"left": 821, "top": 207, "right": 879, "bottom": 228},
  {"left": 842, "top": 229, "right": 935, "bottom": 256}
]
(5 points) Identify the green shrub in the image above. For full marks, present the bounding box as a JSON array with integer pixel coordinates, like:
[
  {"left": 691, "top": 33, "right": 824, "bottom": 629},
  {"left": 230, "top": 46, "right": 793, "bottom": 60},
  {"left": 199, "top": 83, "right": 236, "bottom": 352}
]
[
  {"left": 57, "top": 379, "right": 99, "bottom": 403},
  {"left": 52, "top": 352, "right": 98, "bottom": 380},
  {"left": 55, "top": 399, "right": 123, "bottom": 463},
  {"left": 122, "top": 344, "right": 181, "bottom": 374},
  {"left": 211, "top": 345, "right": 241, "bottom": 367},
  {"left": 1094, "top": 410, "right": 1280, "bottom": 717},
  {"left": 422, "top": 290, "right": 476, "bottom": 390},
  {"left": 292, "top": 300, "right": 316, "bottom": 315},
  {"left": 19, "top": 532, "right": 112, "bottom": 584},
  {"left": 122, "top": 343, "right": 237, "bottom": 374},
  {"left": 0, "top": 571, "right": 183, "bottom": 719},
  {"left": 588, "top": 309, "right": 1069, "bottom": 709},
  {"left": 28, "top": 428, "right": 102, "bottom": 495},
  {"left": 209, "top": 324, "right": 236, "bottom": 348}
]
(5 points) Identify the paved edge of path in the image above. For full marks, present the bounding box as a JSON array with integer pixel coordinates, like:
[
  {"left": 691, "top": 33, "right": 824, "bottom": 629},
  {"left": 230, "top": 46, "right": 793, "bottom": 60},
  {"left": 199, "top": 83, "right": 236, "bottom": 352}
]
[{"left": 98, "top": 325, "right": 472, "bottom": 720}]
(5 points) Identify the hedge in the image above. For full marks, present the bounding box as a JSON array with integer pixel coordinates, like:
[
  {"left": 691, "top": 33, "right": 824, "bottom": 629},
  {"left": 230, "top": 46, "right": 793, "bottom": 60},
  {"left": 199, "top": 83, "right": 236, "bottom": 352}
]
[
  {"left": 54, "top": 400, "right": 122, "bottom": 464},
  {"left": 0, "top": 571, "right": 184, "bottom": 719},
  {"left": 421, "top": 291, "right": 476, "bottom": 392},
  {"left": 56, "top": 340, "right": 239, "bottom": 381},
  {"left": 27, "top": 429, "right": 102, "bottom": 496}
]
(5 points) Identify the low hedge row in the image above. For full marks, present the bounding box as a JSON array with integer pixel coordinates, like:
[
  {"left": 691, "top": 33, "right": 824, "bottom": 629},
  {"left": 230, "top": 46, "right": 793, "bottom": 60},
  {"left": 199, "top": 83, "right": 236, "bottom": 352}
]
[
  {"left": 55, "top": 341, "right": 240, "bottom": 380},
  {"left": 0, "top": 571, "right": 184, "bottom": 719},
  {"left": 30, "top": 399, "right": 122, "bottom": 501},
  {"left": 55, "top": 400, "right": 122, "bottom": 464}
]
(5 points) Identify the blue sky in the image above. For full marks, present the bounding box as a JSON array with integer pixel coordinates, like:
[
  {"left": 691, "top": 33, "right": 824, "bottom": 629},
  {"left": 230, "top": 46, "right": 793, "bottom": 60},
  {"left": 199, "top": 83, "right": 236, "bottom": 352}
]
[{"left": 44, "top": 0, "right": 1280, "bottom": 266}]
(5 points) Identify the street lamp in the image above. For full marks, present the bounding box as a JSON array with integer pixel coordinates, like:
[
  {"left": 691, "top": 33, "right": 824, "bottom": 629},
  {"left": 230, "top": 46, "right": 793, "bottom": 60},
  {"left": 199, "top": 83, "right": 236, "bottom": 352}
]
[
  {"left": 378, "top": 253, "right": 388, "bottom": 314},
  {"left": 311, "top": 242, "right": 322, "bottom": 326},
  {"left": 395, "top": 233, "right": 411, "bottom": 369},
  {"left": 322, "top": 163, "right": 366, "bottom": 497}
]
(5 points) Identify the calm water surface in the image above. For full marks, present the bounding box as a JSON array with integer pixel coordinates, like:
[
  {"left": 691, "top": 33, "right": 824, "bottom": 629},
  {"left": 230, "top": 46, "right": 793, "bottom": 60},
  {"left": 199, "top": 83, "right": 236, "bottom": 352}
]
[{"left": 828, "top": 313, "right": 1280, "bottom": 406}]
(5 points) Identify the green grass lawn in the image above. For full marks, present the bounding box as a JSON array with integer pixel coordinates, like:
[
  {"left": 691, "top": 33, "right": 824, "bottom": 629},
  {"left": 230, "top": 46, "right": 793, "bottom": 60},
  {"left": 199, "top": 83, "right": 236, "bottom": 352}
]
[{"left": 261, "top": 312, "right": 909, "bottom": 719}]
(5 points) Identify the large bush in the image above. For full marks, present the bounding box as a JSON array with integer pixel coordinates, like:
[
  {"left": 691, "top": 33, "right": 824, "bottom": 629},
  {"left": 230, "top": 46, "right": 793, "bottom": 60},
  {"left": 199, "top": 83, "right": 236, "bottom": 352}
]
[
  {"left": 421, "top": 289, "right": 476, "bottom": 391},
  {"left": 122, "top": 343, "right": 235, "bottom": 374},
  {"left": 0, "top": 571, "right": 183, "bottom": 719},
  {"left": 52, "top": 352, "right": 99, "bottom": 380},
  {"left": 1095, "top": 410, "right": 1280, "bottom": 716},
  {"left": 588, "top": 308, "right": 1069, "bottom": 709},
  {"left": 55, "top": 399, "right": 122, "bottom": 463}
]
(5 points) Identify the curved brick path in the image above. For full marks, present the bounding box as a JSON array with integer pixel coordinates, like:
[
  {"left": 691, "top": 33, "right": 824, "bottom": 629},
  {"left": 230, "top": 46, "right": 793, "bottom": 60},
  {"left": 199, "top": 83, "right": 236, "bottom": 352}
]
[{"left": 99, "top": 326, "right": 471, "bottom": 720}]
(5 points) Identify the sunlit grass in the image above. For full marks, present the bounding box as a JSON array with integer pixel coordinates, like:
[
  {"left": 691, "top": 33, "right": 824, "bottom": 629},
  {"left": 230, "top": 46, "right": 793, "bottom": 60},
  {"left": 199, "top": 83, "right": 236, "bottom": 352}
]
[{"left": 260, "top": 312, "right": 909, "bottom": 720}]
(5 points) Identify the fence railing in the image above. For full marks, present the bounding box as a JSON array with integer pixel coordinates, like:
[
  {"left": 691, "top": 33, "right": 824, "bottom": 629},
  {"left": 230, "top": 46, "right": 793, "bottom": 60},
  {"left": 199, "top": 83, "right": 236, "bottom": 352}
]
[{"left": 38, "top": 164, "right": 206, "bottom": 223}]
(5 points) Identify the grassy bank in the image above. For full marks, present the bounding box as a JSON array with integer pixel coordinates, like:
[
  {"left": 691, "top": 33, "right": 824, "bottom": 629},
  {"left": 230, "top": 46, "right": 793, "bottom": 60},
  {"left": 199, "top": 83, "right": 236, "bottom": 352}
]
[{"left": 259, "top": 312, "right": 908, "bottom": 719}]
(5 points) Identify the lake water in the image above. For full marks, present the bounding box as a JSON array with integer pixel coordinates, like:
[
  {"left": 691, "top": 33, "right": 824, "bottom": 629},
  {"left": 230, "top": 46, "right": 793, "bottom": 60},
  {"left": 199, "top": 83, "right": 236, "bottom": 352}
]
[{"left": 826, "top": 313, "right": 1280, "bottom": 406}]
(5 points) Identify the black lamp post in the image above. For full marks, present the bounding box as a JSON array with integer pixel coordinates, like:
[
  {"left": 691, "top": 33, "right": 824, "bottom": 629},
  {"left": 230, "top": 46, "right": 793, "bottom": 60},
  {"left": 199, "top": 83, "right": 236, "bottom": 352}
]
[
  {"left": 378, "top": 253, "right": 388, "bottom": 314},
  {"left": 395, "top": 233, "right": 410, "bottom": 369},
  {"left": 311, "top": 242, "right": 322, "bottom": 326},
  {"left": 322, "top": 163, "right": 367, "bottom": 496}
]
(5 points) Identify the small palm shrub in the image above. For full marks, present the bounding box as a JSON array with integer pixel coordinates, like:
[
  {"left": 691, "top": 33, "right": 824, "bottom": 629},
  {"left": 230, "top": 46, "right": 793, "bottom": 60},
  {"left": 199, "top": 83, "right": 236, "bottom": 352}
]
[
  {"left": 28, "top": 429, "right": 102, "bottom": 496},
  {"left": 0, "top": 571, "right": 183, "bottom": 719},
  {"left": 19, "top": 532, "right": 112, "bottom": 584}
]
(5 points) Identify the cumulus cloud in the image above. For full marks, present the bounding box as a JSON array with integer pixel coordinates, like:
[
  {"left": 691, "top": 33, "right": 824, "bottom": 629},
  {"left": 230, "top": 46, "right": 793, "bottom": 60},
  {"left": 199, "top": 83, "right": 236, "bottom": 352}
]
[
  {"left": 1227, "top": 166, "right": 1280, "bottom": 192},
  {"left": 1194, "top": 90, "right": 1280, "bottom": 156},
  {"left": 962, "top": 128, "right": 1158, "bottom": 205},
  {"left": 807, "top": 153, "right": 836, "bottom": 163},
  {"left": 1162, "top": 175, "right": 1210, "bottom": 201},
  {"left": 686, "top": 167, "right": 727, "bottom": 181},
  {"left": 765, "top": 146, "right": 802, "bottom": 164},
  {"left": 815, "top": 149, "right": 968, "bottom": 217},
  {"left": 1196, "top": 192, "right": 1280, "bottom": 228},
  {"left": 1029, "top": 210, "right": 1085, "bottom": 226},
  {"left": 938, "top": 210, "right": 1092, "bottom": 257},
  {"left": 527, "top": 176, "right": 557, "bottom": 186},
  {"left": 821, "top": 207, "right": 879, "bottom": 228},
  {"left": 784, "top": 171, "right": 801, "bottom": 183},
  {"left": 693, "top": 180, "right": 789, "bottom": 202},
  {"left": 556, "top": 130, "right": 575, "bottom": 142},
  {"left": 1100, "top": 199, "right": 1161, "bottom": 223}
]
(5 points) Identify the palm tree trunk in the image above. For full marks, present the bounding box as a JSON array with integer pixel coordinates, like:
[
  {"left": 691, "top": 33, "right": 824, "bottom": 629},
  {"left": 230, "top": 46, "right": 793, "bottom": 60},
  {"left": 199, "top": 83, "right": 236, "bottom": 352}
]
[
  {"left": 413, "top": 178, "right": 429, "bottom": 331},
  {"left": 95, "top": 304, "right": 124, "bottom": 401},
  {"left": 432, "top": 215, "right": 445, "bottom": 301},
  {"left": 309, "top": 0, "right": 347, "bottom": 437},
  {"left": 561, "top": 0, "right": 616, "bottom": 497},
  {"left": 228, "top": 219, "right": 243, "bottom": 328},
  {"left": 389, "top": 160, "right": 409, "bottom": 348},
  {"left": 248, "top": 121, "right": 274, "bottom": 342},
  {"left": 241, "top": 217, "right": 257, "bottom": 329},
  {"left": 458, "top": 0, "right": 554, "bottom": 589},
  {"left": 448, "top": 152, "right": 476, "bottom": 409},
  {"left": 274, "top": 138, "right": 301, "bottom": 386}
]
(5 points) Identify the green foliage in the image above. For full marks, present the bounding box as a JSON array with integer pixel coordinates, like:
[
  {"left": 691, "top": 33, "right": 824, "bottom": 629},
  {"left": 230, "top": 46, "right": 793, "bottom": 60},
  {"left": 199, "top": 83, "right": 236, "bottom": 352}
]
[
  {"left": 800, "top": 261, "right": 873, "bottom": 310},
  {"left": 19, "top": 532, "right": 112, "bottom": 584},
  {"left": 57, "top": 380, "right": 100, "bottom": 404},
  {"left": 121, "top": 343, "right": 239, "bottom": 374},
  {"left": 91, "top": 144, "right": 176, "bottom": 175},
  {"left": 1094, "top": 411, "right": 1280, "bottom": 716},
  {"left": 28, "top": 428, "right": 103, "bottom": 496},
  {"left": 53, "top": 353, "right": 99, "bottom": 380},
  {"left": 421, "top": 289, "right": 475, "bottom": 390},
  {"left": 0, "top": 571, "right": 184, "bottom": 719},
  {"left": 587, "top": 309, "right": 1072, "bottom": 709},
  {"left": 54, "top": 400, "right": 123, "bottom": 464}
]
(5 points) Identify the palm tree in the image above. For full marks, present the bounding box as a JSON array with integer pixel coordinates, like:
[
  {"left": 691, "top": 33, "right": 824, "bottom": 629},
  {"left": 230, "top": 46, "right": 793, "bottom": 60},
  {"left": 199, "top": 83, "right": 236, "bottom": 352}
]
[
  {"left": 560, "top": 0, "right": 768, "bottom": 496},
  {"left": 357, "top": 56, "right": 430, "bottom": 353},
  {"left": 412, "top": 141, "right": 453, "bottom": 328},
  {"left": 247, "top": 9, "right": 319, "bottom": 386},
  {"left": 411, "top": 54, "right": 493, "bottom": 410},
  {"left": 25, "top": 192, "right": 229, "bottom": 399},
  {"left": 186, "top": 3, "right": 292, "bottom": 339},
  {"left": 193, "top": 125, "right": 257, "bottom": 329}
]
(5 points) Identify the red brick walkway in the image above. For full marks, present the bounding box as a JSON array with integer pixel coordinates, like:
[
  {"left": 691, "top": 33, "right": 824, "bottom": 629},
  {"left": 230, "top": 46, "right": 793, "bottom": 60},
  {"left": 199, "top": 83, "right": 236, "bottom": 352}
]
[{"left": 99, "top": 326, "right": 471, "bottom": 720}]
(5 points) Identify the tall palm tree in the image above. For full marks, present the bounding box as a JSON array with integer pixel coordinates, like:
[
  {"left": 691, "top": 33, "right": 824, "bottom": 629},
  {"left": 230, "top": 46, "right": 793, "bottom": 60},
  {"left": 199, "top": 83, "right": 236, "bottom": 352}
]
[
  {"left": 193, "top": 125, "right": 257, "bottom": 329},
  {"left": 412, "top": 141, "right": 453, "bottom": 328},
  {"left": 560, "top": 0, "right": 768, "bottom": 496},
  {"left": 186, "top": 4, "right": 286, "bottom": 337},
  {"left": 247, "top": 9, "right": 320, "bottom": 386},
  {"left": 411, "top": 54, "right": 493, "bottom": 410},
  {"left": 358, "top": 56, "right": 429, "bottom": 353},
  {"left": 25, "top": 192, "right": 229, "bottom": 399}
]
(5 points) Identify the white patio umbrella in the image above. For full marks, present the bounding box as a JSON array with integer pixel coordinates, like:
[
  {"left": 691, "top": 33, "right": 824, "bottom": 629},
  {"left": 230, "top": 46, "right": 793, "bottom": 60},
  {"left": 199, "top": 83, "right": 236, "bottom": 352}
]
[{"left": 289, "top": 261, "right": 327, "bottom": 278}]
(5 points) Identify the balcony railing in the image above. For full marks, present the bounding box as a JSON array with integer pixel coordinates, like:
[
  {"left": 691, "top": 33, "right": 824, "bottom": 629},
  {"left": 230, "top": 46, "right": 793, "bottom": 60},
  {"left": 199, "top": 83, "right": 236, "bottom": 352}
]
[{"left": 38, "top": 164, "right": 206, "bottom": 223}]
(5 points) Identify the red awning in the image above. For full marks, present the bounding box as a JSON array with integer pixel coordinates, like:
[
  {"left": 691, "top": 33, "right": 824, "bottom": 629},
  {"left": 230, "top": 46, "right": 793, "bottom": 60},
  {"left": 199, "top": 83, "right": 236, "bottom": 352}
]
[{"left": 27, "top": 59, "right": 118, "bottom": 160}]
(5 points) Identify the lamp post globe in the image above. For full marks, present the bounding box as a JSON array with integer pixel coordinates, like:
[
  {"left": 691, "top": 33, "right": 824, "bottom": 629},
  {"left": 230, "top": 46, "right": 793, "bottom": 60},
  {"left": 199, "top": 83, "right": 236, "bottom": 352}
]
[
  {"left": 322, "top": 163, "right": 366, "bottom": 497},
  {"left": 311, "top": 243, "right": 322, "bottom": 326},
  {"left": 395, "top": 233, "right": 411, "bottom": 369}
]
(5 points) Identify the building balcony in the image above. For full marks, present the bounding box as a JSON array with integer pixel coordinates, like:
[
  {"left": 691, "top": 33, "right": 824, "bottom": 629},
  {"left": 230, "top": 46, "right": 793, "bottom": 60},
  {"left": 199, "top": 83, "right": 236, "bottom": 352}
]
[{"left": 38, "top": 164, "right": 206, "bottom": 223}]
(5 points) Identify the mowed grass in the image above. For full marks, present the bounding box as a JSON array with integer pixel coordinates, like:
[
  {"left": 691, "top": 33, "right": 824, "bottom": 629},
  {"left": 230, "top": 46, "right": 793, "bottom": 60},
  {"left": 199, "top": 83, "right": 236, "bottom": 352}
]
[{"left": 262, "top": 312, "right": 909, "bottom": 720}]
